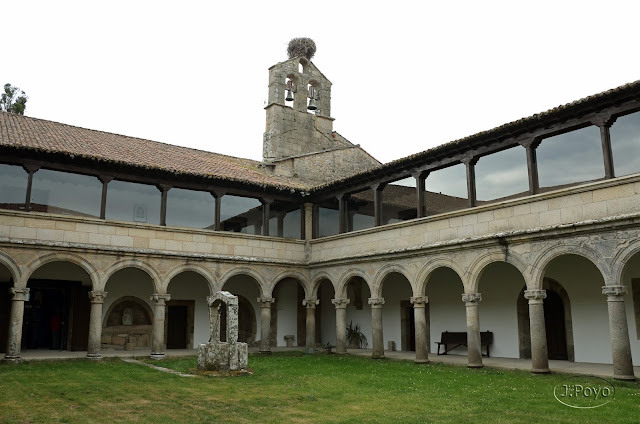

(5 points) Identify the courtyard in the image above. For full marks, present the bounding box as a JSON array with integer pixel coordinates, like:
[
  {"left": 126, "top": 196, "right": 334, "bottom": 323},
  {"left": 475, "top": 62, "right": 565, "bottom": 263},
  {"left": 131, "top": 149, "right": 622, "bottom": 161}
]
[{"left": 1, "top": 352, "right": 638, "bottom": 423}]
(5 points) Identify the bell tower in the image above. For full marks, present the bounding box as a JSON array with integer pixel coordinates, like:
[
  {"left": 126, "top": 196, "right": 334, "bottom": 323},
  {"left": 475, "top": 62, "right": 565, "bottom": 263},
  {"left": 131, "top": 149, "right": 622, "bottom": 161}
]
[{"left": 263, "top": 38, "right": 335, "bottom": 164}]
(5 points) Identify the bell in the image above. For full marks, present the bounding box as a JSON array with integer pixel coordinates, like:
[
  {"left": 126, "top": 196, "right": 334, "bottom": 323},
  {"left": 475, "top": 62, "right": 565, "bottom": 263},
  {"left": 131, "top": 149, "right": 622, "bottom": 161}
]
[
  {"left": 307, "top": 98, "right": 317, "bottom": 111},
  {"left": 285, "top": 89, "right": 294, "bottom": 102}
]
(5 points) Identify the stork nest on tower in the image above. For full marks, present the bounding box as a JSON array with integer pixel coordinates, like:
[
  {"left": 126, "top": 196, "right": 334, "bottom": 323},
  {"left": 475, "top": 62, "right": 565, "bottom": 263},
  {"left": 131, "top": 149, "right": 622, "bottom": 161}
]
[{"left": 287, "top": 38, "right": 316, "bottom": 60}]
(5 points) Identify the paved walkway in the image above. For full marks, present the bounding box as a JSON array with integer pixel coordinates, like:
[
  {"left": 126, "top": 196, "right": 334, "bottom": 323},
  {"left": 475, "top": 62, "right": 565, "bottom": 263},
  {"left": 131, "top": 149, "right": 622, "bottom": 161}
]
[{"left": 14, "top": 348, "right": 640, "bottom": 380}]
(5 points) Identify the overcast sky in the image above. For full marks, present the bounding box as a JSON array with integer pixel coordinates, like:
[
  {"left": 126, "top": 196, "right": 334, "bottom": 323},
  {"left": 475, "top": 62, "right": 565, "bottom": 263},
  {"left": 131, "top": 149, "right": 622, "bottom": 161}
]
[{"left": 4, "top": 1, "right": 640, "bottom": 164}]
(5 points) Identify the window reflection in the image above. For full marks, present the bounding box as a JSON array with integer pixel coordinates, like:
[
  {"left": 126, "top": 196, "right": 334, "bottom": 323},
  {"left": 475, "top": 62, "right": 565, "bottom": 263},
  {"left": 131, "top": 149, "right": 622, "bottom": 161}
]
[
  {"left": 348, "top": 190, "right": 374, "bottom": 231},
  {"left": 220, "top": 195, "right": 262, "bottom": 234},
  {"left": 166, "top": 188, "right": 215, "bottom": 229},
  {"left": 424, "top": 164, "right": 469, "bottom": 214},
  {"left": 475, "top": 147, "right": 529, "bottom": 201},
  {"left": 106, "top": 180, "right": 161, "bottom": 224},
  {"left": 0, "top": 164, "right": 28, "bottom": 211},
  {"left": 31, "top": 169, "right": 101, "bottom": 217},
  {"left": 317, "top": 198, "right": 339, "bottom": 238},
  {"left": 611, "top": 112, "right": 640, "bottom": 177},
  {"left": 267, "top": 201, "right": 302, "bottom": 239},
  {"left": 382, "top": 177, "right": 416, "bottom": 224},
  {"left": 537, "top": 126, "right": 604, "bottom": 189}
]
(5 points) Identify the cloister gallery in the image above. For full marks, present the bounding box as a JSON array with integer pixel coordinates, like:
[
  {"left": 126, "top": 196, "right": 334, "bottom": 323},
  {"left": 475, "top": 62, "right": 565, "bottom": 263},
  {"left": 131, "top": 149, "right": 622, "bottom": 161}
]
[{"left": 1, "top": 41, "right": 640, "bottom": 380}]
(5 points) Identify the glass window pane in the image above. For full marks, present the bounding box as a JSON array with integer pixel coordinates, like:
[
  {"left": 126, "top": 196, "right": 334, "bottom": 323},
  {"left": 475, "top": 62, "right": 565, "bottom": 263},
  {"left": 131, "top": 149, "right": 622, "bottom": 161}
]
[
  {"left": 611, "top": 111, "right": 640, "bottom": 177},
  {"left": 475, "top": 147, "right": 529, "bottom": 202},
  {"left": 424, "top": 164, "right": 469, "bottom": 215},
  {"left": 317, "top": 198, "right": 339, "bottom": 238},
  {"left": 0, "top": 164, "right": 28, "bottom": 211},
  {"left": 268, "top": 201, "right": 301, "bottom": 239},
  {"left": 348, "top": 190, "right": 375, "bottom": 231},
  {"left": 166, "top": 188, "right": 215, "bottom": 229},
  {"left": 383, "top": 176, "right": 416, "bottom": 224},
  {"left": 106, "top": 180, "right": 161, "bottom": 224},
  {"left": 31, "top": 169, "right": 101, "bottom": 217},
  {"left": 537, "top": 126, "right": 604, "bottom": 189},
  {"left": 220, "top": 195, "right": 262, "bottom": 234}
]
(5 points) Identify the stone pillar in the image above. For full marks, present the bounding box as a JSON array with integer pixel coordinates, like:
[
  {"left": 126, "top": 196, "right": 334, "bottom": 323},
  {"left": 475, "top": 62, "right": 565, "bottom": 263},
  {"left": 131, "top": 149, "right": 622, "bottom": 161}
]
[
  {"left": 86, "top": 291, "right": 107, "bottom": 360},
  {"left": 369, "top": 297, "right": 385, "bottom": 359},
  {"left": 303, "top": 297, "right": 319, "bottom": 353},
  {"left": 411, "top": 296, "right": 429, "bottom": 364},
  {"left": 462, "top": 293, "right": 483, "bottom": 368},
  {"left": 150, "top": 293, "right": 170, "bottom": 360},
  {"left": 257, "top": 296, "right": 275, "bottom": 353},
  {"left": 4, "top": 288, "right": 29, "bottom": 363},
  {"left": 524, "top": 289, "right": 550, "bottom": 374},
  {"left": 332, "top": 298, "right": 350, "bottom": 353},
  {"left": 602, "top": 286, "right": 636, "bottom": 380}
]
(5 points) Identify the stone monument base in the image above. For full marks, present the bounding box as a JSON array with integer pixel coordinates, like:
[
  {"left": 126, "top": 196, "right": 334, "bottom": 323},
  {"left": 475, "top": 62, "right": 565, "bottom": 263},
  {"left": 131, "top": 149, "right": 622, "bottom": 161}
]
[{"left": 197, "top": 341, "right": 248, "bottom": 372}]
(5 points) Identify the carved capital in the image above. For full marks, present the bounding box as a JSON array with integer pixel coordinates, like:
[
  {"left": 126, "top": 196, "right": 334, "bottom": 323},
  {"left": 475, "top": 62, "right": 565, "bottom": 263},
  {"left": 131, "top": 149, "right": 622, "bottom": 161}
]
[
  {"left": 257, "top": 296, "right": 275, "bottom": 305},
  {"left": 591, "top": 113, "right": 617, "bottom": 128},
  {"left": 462, "top": 293, "right": 482, "bottom": 304},
  {"left": 368, "top": 297, "right": 385, "bottom": 308},
  {"left": 9, "top": 287, "right": 30, "bottom": 301},
  {"left": 602, "top": 285, "right": 627, "bottom": 298},
  {"left": 150, "top": 293, "right": 171, "bottom": 304},
  {"left": 410, "top": 296, "right": 429, "bottom": 306},
  {"left": 302, "top": 297, "right": 319, "bottom": 308},
  {"left": 88, "top": 291, "right": 107, "bottom": 304},
  {"left": 524, "top": 289, "right": 547, "bottom": 301},
  {"left": 331, "top": 298, "right": 350, "bottom": 309}
]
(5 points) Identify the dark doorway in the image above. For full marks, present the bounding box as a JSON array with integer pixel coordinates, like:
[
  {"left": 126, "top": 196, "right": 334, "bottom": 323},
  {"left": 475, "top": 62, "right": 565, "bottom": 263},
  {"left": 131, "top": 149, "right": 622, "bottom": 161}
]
[
  {"left": 544, "top": 290, "right": 568, "bottom": 360},
  {"left": 401, "top": 301, "right": 416, "bottom": 351},
  {"left": 167, "top": 305, "right": 188, "bottom": 349},
  {"left": 24, "top": 280, "right": 90, "bottom": 351},
  {"left": 0, "top": 283, "right": 11, "bottom": 354}
]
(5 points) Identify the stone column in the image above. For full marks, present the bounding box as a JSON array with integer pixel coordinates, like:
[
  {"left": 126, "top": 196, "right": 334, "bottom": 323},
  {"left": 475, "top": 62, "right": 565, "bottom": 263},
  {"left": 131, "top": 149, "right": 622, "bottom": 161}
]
[
  {"left": 369, "top": 297, "right": 385, "bottom": 359},
  {"left": 411, "top": 296, "right": 429, "bottom": 364},
  {"left": 86, "top": 291, "right": 107, "bottom": 360},
  {"left": 150, "top": 293, "right": 170, "bottom": 360},
  {"left": 4, "top": 288, "right": 29, "bottom": 363},
  {"left": 524, "top": 289, "right": 550, "bottom": 374},
  {"left": 303, "top": 297, "right": 319, "bottom": 353},
  {"left": 257, "top": 296, "right": 275, "bottom": 353},
  {"left": 332, "top": 298, "right": 350, "bottom": 353},
  {"left": 462, "top": 293, "right": 483, "bottom": 368},
  {"left": 602, "top": 286, "right": 636, "bottom": 380}
]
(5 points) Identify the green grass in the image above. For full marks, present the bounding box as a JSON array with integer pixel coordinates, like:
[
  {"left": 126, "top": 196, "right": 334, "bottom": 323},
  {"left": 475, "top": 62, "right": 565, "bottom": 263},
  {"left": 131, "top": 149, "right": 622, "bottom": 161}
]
[{"left": 1, "top": 352, "right": 639, "bottom": 423}]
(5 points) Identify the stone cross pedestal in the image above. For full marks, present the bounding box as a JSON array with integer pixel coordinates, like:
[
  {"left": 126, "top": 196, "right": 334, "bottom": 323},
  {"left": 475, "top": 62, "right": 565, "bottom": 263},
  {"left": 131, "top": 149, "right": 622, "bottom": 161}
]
[{"left": 197, "top": 291, "right": 248, "bottom": 372}]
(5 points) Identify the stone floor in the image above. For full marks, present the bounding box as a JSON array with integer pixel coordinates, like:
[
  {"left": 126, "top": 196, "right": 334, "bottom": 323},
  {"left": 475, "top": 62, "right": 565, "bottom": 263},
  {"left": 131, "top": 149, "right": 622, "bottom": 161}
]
[{"left": 12, "top": 348, "right": 640, "bottom": 380}]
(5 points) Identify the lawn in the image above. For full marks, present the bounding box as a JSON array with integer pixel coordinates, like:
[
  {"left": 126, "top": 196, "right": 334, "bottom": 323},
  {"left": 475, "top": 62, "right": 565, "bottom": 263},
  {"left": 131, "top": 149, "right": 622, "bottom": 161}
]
[{"left": 1, "top": 352, "right": 639, "bottom": 423}]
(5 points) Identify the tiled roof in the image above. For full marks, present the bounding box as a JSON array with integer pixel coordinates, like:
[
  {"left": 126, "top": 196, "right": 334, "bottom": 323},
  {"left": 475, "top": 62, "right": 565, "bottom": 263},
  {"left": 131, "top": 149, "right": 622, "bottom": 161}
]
[{"left": 0, "top": 112, "right": 314, "bottom": 191}]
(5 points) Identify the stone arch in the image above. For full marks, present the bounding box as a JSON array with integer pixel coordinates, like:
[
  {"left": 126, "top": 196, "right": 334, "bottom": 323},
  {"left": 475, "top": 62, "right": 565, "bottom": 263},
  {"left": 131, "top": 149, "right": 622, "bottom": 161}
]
[
  {"left": 103, "top": 259, "right": 162, "bottom": 293},
  {"left": 530, "top": 244, "right": 608, "bottom": 290},
  {"left": 0, "top": 250, "right": 21, "bottom": 285},
  {"left": 416, "top": 257, "right": 466, "bottom": 296},
  {"left": 336, "top": 268, "right": 372, "bottom": 299},
  {"left": 372, "top": 263, "right": 415, "bottom": 298},
  {"left": 219, "top": 267, "right": 267, "bottom": 296},
  {"left": 24, "top": 252, "right": 99, "bottom": 290},
  {"left": 311, "top": 271, "right": 336, "bottom": 297},
  {"left": 468, "top": 250, "right": 528, "bottom": 293},
  {"left": 164, "top": 264, "right": 216, "bottom": 295},
  {"left": 269, "top": 270, "right": 310, "bottom": 298},
  {"left": 611, "top": 240, "right": 640, "bottom": 286}
]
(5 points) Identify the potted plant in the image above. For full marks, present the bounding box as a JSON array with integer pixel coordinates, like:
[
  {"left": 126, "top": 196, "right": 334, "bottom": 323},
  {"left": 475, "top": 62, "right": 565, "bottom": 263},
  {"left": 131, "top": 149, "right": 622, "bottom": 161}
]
[
  {"left": 321, "top": 342, "right": 334, "bottom": 354},
  {"left": 346, "top": 321, "right": 368, "bottom": 349}
]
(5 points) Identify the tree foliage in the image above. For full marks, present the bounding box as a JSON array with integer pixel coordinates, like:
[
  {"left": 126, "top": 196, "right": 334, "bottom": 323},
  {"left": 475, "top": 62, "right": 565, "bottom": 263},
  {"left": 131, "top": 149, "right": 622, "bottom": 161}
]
[{"left": 1, "top": 83, "right": 28, "bottom": 115}]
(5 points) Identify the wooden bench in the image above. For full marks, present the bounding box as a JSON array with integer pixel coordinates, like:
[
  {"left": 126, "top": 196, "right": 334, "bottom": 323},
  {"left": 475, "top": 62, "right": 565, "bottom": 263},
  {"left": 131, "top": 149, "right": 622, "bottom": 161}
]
[{"left": 435, "top": 331, "right": 493, "bottom": 357}]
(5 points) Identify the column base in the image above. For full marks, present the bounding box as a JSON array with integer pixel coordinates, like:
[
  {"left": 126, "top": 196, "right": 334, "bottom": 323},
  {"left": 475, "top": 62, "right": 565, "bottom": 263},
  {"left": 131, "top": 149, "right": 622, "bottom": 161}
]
[
  {"left": 414, "top": 358, "right": 430, "bottom": 364},
  {"left": 467, "top": 363, "right": 484, "bottom": 369},
  {"left": 149, "top": 352, "right": 165, "bottom": 360},
  {"left": 86, "top": 353, "right": 103, "bottom": 361},
  {"left": 3, "top": 355, "right": 22, "bottom": 364},
  {"left": 613, "top": 374, "right": 636, "bottom": 381},
  {"left": 531, "top": 368, "right": 551, "bottom": 374},
  {"left": 371, "top": 353, "right": 385, "bottom": 359}
]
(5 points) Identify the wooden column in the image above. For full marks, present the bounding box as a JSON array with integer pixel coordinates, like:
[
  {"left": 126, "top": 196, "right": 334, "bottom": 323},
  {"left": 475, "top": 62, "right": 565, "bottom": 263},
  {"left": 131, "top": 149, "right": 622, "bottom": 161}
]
[
  {"left": 372, "top": 183, "right": 385, "bottom": 227},
  {"left": 22, "top": 165, "right": 40, "bottom": 212},
  {"left": 462, "top": 156, "right": 477, "bottom": 208},
  {"left": 262, "top": 199, "right": 272, "bottom": 236},
  {"left": 519, "top": 138, "right": 540, "bottom": 195},
  {"left": 98, "top": 175, "right": 113, "bottom": 219},
  {"left": 413, "top": 171, "right": 428, "bottom": 218},
  {"left": 337, "top": 194, "right": 347, "bottom": 234},
  {"left": 592, "top": 115, "right": 617, "bottom": 179},
  {"left": 158, "top": 184, "right": 171, "bottom": 226},
  {"left": 212, "top": 191, "right": 222, "bottom": 231}
]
